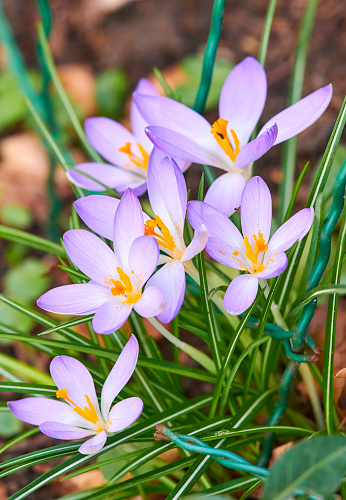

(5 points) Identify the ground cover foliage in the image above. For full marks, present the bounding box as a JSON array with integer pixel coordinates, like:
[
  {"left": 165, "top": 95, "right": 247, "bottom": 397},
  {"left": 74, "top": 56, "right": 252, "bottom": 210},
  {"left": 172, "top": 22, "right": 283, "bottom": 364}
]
[{"left": 0, "top": 0, "right": 346, "bottom": 499}]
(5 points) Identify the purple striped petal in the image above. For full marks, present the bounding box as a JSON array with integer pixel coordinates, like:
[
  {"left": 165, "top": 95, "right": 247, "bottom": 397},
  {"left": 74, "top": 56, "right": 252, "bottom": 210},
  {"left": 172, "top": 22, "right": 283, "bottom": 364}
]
[
  {"left": 219, "top": 57, "right": 267, "bottom": 147},
  {"left": 67, "top": 163, "right": 146, "bottom": 193},
  {"left": 145, "top": 259, "right": 185, "bottom": 323},
  {"left": 92, "top": 301, "right": 132, "bottom": 335},
  {"left": 257, "top": 252, "right": 288, "bottom": 279},
  {"left": 131, "top": 78, "right": 158, "bottom": 151},
  {"left": 113, "top": 189, "right": 144, "bottom": 269},
  {"left": 240, "top": 176, "right": 272, "bottom": 244},
  {"left": 133, "top": 285, "right": 165, "bottom": 318},
  {"left": 63, "top": 229, "right": 120, "bottom": 286},
  {"left": 206, "top": 237, "right": 244, "bottom": 270},
  {"left": 107, "top": 397, "right": 143, "bottom": 433},
  {"left": 74, "top": 195, "right": 120, "bottom": 240},
  {"left": 39, "top": 421, "right": 92, "bottom": 440},
  {"left": 223, "top": 274, "right": 259, "bottom": 315},
  {"left": 259, "top": 84, "right": 333, "bottom": 145},
  {"left": 181, "top": 224, "right": 208, "bottom": 262},
  {"left": 128, "top": 235, "right": 159, "bottom": 286},
  {"left": 8, "top": 398, "right": 87, "bottom": 427},
  {"left": 37, "top": 283, "right": 110, "bottom": 315},
  {"left": 268, "top": 208, "right": 314, "bottom": 254},
  {"left": 101, "top": 334, "right": 139, "bottom": 419},
  {"left": 149, "top": 146, "right": 190, "bottom": 174},
  {"left": 234, "top": 124, "right": 278, "bottom": 170},
  {"left": 78, "top": 430, "right": 107, "bottom": 455},
  {"left": 204, "top": 172, "right": 246, "bottom": 216}
]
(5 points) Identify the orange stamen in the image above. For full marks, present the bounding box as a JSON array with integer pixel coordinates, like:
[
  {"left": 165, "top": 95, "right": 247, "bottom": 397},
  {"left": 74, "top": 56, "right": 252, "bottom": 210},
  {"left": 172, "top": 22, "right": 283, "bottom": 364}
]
[
  {"left": 119, "top": 142, "right": 149, "bottom": 170},
  {"left": 144, "top": 215, "right": 176, "bottom": 252},
  {"left": 108, "top": 267, "right": 141, "bottom": 305},
  {"left": 56, "top": 388, "right": 99, "bottom": 425},
  {"left": 211, "top": 118, "right": 240, "bottom": 162},
  {"left": 243, "top": 231, "right": 268, "bottom": 274}
]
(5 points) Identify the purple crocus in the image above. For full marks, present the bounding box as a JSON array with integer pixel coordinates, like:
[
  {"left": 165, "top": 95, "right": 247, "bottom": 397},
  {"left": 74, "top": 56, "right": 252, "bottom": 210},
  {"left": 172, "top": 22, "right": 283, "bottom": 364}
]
[
  {"left": 38, "top": 189, "right": 165, "bottom": 334},
  {"left": 74, "top": 155, "right": 208, "bottom": 323},
  {"left": 67, "top": 79, "right": 188, "bottom": 196},
  {"left": 8, "top": 335, "right": 143, "bottom": 455},
  {"left": 134, "top": 57, "right": 332, "bottom": 215},
  {"left": 188, "top": 176, "right": 314, "bottom": 315}
]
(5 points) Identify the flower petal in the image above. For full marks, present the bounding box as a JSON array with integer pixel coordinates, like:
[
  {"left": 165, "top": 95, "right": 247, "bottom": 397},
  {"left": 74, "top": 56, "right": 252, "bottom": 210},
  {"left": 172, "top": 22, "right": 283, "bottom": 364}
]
[
  {"left": 92, "top": 301, "right": 132, "bottom": 335},
  {"left": 181, "top": 225, "right": 208, "bottom": 262},
  {"left": 74, "top": 195, "right": 120, "bottom": 240},
  {"left": 259, "top": 84, "right": 333, "bottom": 145},
  {"left": 268, "top": 208, "right": 314, "bottom": 254},
  {"left": 101, "top": 334, "right": 139, "bottom": 420},
  {"left": 204, "top": 172, "right": 246, "bottom": 216},
  {"left": 219, "top": 57, "right": 267, "bottom": 147},
  {"left": 187, "top": 200, "right": 244, "bottom": 247},
  {"left": 39, "top": 421, "right": 92, "bottom": 440},
  {"left": 240, "top": 176, "right": 272, "bottom": 243},
  {"left": 131, "top": 78, "right": 158, "bottom": 151},
  {"left": 206, "top": 237, "right": 244, "bottom": 270},
  {"left": 37, "top": 283, "right": 111, "bottom": 315},
  {"left": 50, "top": 356, "right": 101, "bottom": 421},
  {"left": 78, "top": 430, "right": 107, "bottom": 455},
  {"left": 8, "top": 398, "right": 87, "bottom": 427},
  {"left": 223, "top": 274, "right": 259, "bottom": 315},
  {"left": 67, "top": 163, "right": 146, "bottom": 193},
  {"left": 133, "top": 285, "right": 165, "bottom": 318},
  {"left": 149, "top": 146, "right": 190, "bottom": 174},
  {"left": 113, "top": 188, "right": 144, "bottom": 269},
  {"left": 128, "top": 235, "right": 159, "bottom": 286},
  {"left": 145, "top": 260, "right": 185, "bottom": 323},
  {"left": 107, "top": 397, "right": 143, "bottom": 433},
  {"left": 234, "top": 124, "right": 278, "bottom": 170},
  {"left": 63, "top": 229, "right": 120, "bottom": 285},
  {"left": 257, "top": 251, "right": 288, "bottom": 279}
]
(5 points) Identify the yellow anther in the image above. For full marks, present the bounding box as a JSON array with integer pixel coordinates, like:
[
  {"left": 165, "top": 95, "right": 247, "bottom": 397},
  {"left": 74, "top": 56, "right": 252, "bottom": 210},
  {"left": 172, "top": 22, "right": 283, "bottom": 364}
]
[
  {"left": 144, "top": 215, "right": 176, "bottom": 252},
  {"left": 243, "top": 231, "right": 268, "bottom": 273},
  {"left": 108, "top": 268, "right": 141, "bottom": 305},
  {"left": 56, "top": 388, "right": 99, "bottom": 425},
  {"left": 119, "top": 142, "right": 149, "bottom": 170},
  {"left": 211, "top": 118, "right": 240, "bottom": 162}
]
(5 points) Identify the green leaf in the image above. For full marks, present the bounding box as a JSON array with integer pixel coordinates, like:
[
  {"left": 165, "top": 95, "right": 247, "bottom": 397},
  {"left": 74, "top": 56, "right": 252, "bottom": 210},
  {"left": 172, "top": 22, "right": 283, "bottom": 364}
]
[
  {"left": 95, "top": 68, "right": 129, "bottom": 119},
  {"left": 262, "top": 435, "right": 346, "bottom": 500},
  {"left": 0, "top": 411, "right": 22, "bottom": 438},
  {"left": 0, "top": 204, "right": 33, "bottom": 229},
  {"left": 0, "top": 71, "right": 27, "bottom": 131},
  {"left": 5, "top": 258, "right": 50, "bottom": 303},
  {"left": 0, "top": 225, "right": 65, "bottom": 256}
]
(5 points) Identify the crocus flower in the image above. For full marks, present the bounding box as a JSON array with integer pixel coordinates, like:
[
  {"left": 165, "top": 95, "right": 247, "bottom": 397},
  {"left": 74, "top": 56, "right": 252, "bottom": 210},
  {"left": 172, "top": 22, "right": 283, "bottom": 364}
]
[
  {"left": 188, "top": 176, "right": 314, "bottom": 315},
  {"left": 67, "top": 79, "right": 188, "bottom": 196},
  {"left": 74, "top": 155, "right": 208, "bottom": 323},
  {"left": 134, "top": 57, "right": 332, "bottom": 215},
  {"left": 8, "top": 335, "right": 143, "bottom": 455},
  {"left": 38, "top": 189, "right": 165, "bottom": 334}
]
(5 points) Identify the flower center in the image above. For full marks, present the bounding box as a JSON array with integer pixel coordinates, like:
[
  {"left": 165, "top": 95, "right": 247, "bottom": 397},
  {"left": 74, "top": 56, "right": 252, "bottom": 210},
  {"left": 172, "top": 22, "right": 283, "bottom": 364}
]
[
  {"left": 109, "top": 267, "right": 141, "bottom": 305},
  {"left": 56, "top": 388, "right": 99, "bottom": 425},
  {"left": 144, "top": 215, "right": 176, "bottom": 253},
  {"left": 118, "top": 142, "right": 149, "bottom": 170},
  {"left": 243, "top": 231, "right": 268, "bottom": 274},
  {"left": 211, "top": 118, "right": 240, "bottom": 162}
]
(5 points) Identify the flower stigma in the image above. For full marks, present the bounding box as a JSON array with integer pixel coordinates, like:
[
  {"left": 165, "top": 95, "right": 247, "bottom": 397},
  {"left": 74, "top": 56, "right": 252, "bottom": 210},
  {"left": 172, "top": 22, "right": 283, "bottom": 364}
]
[
  {"left": 56, "top": 388, "right": 99, "bottom": 425},
  {"left": 211, "top": 118, "right": 240, "bottom": 162},
  {"left": 243, "top": 231, "right": 268, "bottom": 274},
  {"left": 109, "top": 267, "right": 142, "bottom": 305},
  {"left": 144, "top": 216, "right": 176, "bottom": 253},
  {"left": 119, "top": 142, "right": 149, "bottom": 170}
]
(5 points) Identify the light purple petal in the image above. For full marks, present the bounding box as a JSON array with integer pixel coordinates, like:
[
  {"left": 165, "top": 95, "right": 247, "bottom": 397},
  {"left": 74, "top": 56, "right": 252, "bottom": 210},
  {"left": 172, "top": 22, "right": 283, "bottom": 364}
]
[
  {"left": 133, "top": 285, "right": 165, "bottom": 318},
  {"left": 181, "top": 225, "right": 208, "bottom": 262},
  {"left": 240, "top": 176, "right": 272, "bottom": 244},
  {"left": 204, "top": 172, "right": 246, "bottom": 217},
  {"left": 187, "top": 200, "right": 244, "bottom": 248},
  {"left": 219, "top": 57, "right": 267, "bottom": 147},
  {"left": 37, "top": 283, "right": 110, "bottom": 315},
  {"left": 92, "top": 301, "right": 132, "bottom": 335},
  {"left": 223, "top": 274, "right": 259, "bottom": 315},
  {"left": 234, "top": 124, "right": 278, "bottom": 170},
  {"left": 74, "top": 195, "right": 120, "bottom": 240},
  {"left": 78, "top": 430, "right": 107, "bottom": 455},
  {"left": 268, "top": 208, "right": 314, "bottom": 254},
  {"left": 259, "top": 84, "right": 333, "bottom": 145},
  {"left": 128, "top": 235, "right": 159, "bottom": 286},
  {"left": 63, "top": 229, "right": 120, "bottom": 286},
  {"left": 149, "top": 146, "right": 190, "bottom": 174},
  {"left": 67, "top": 163, "right": 146, "bottom": 193},
  {"left": 131, "top": 78, "right": 158, "bottom": 151},
  {"left": 85, "top": 117, "right": 138, "bottom": 167},
  {"left": 50, "top": 356, "right": 101, "bottom": 421},
  {"left": 39, "top": 421, "right": 92, "bottom": 440},
  {"left": 107, "top": 397, "right": 143, "bottom": 433},
  {"left": 257, "top": 251, "right": 288, "bottom": 279},
  {"left": 8, "top": 398, "right": 87, "bottom": 428},
  {"left": 206, "top": 237, "right": 245, "bottom": 270},
  {"left": 145, "top": 259, "right": 185, "bottom": 323},
  {"left": 113, "top": 188, "right": 144, "bottom": 269},
  {"left": 101, "top": 334, "right": 139, "bottom": 420}
]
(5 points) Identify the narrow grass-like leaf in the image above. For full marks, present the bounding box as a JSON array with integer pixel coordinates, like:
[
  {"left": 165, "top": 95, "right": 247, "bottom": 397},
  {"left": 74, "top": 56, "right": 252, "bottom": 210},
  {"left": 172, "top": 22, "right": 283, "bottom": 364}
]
[
  {"left": 0, "top": 382, "right": 56, "bottom": 396},
  {"left": 289, "top": 284, "right": 346, "bottom": 317},
  {"left": 0, "top": 353, "right": 52, "bottom": 385},
  {"left": 0, "top": 225, "right": 65, "bottom": 256},
  {"left": 283, "top": 161, "right": 310, "bottom": 222},
  {"left": 0, "top": 428, "right": 39, "bottom": 456}
]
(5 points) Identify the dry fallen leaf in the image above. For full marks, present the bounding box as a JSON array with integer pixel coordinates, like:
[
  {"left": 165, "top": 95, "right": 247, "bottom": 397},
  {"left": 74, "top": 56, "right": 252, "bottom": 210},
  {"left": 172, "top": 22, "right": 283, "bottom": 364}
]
[
  {"left": 335, "top": 368, "right": 346, "bottom": 378},
  {"left": 57, "top": 64, "right": 96, "bottom": 116}
]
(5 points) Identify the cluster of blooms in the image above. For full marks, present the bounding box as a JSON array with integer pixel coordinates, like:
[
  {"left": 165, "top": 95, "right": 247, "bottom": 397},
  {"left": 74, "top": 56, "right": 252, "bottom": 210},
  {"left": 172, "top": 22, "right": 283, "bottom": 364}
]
[{"left": 8, "top": 57, "right": 331, "bottom": 454}]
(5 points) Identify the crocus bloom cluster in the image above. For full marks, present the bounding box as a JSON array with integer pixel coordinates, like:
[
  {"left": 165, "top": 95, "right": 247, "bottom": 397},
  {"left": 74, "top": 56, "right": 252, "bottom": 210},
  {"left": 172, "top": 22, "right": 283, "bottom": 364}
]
[
  {"left": 38, "top": 189, "right": 165, "bottom": 334},
  {"left": 188, "top": 176, "right": 314, "bottom": 315},
  {"left": 75, "top": 155, "right": 208, "bottom": 323},
  {"left": 8, "top": 335, "right": 143, "bottom": 455},
  {"left": 134, "top": 57, "right": 332, "bottom": 215}
]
